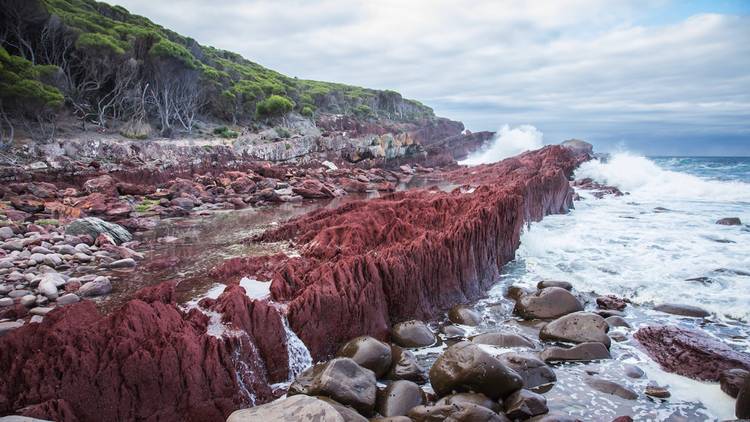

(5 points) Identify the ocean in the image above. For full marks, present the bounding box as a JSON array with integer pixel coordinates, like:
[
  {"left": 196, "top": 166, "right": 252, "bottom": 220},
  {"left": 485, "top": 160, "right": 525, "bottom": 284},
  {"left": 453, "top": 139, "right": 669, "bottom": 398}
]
[{"left": 477, "top": 154, "right": 750, "bottom": 420}]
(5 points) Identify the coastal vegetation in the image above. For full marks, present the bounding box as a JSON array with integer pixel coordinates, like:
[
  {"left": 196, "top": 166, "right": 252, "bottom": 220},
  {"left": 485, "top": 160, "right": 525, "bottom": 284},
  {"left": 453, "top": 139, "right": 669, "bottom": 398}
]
[{"left": 0, "top": 0, "right": 434, "bottom": 146}]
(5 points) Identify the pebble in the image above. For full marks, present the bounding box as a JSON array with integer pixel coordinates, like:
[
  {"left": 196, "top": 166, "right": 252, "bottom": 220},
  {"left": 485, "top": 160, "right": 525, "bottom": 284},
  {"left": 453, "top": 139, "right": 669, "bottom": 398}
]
[
  {"left": 8, "top": 289, "right": 31, "bottom": 298},
  {"left": 30, "top": 307, "right": 54, "bottom": 316},
  {"left": 586, "top": 377, "right": 638, "bottom": 400},
  {"left": 53, "top": 245, "right": 78, "bottom": 255},
  {"left": 624, "top": 364, "right": 645, "bottom": 379},
  {"left": 31, "top": 246, "right": 53, "bottom": 254},
  {"left": 0, "top": 284, "right": 12, "bottom": 295},
  {"left": 645, "top": 384, "right": 671, "bottom": 399},
  {"left": 78, "top": 276, "right": 112, "bottom": 297},
  {"left": 30, "top": 315, "right": 44, "bottom": 324},
  {"left": 108, "top": 258, "right": 136, "bottom": 269},
  {"left": 56, "top": 293, "right": 80, "bottom": 305},
  {"left": 0, "top": 227, "right": 14, "bottom": 240},
  {"left": 74, "top": 253, "right": 93, "bottom": 262},
  {"left": 38, "top": 279, "right": 59, "bottom": 300},
  {"left": 0, "top": 321, "right": 23, "bottom": 336},
  {"left": 20, "top": 295, "right": 37, "bottom": 307}
]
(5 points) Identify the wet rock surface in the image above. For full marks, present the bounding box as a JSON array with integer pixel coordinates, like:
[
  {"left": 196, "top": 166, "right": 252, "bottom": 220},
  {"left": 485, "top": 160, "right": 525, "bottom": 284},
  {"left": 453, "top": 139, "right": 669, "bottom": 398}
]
[
  {"left": 720, "top": 368, "right": 750, "bottom": 398},
  {"left": 429, "top": 341, "right": 523, "bottom": 400},
  {"left": 504, "top": 389, "right": 549, "bottom": 420},
  {"left": 634, "top": 324, "right": 750, "bottom": 380},
  {"left": 653, "top": 303, "right": 711, "bottom": 318},
  {"left": 539, "top": 312, "right": 611, "bottom": 348},
  {"left": 289, "top": 358, "right": 377, "bottom": 414},
  {"left": 498, "top": 353, "right": 557, "bottom": 391},
  {"left": 408, "top": 403, "right": 510, "bottom": 422},
  {"left": 448, "top": 304, "right": 482, "bottom": 326},
  {"left": 337, "top": 336, "right": 392, "bottom": 378},
  {"left": 540, "top": 342, "right": 611, "bottom": 362},
  {"left": 226, "top": 395, "right": 347, "bottom": 422},
  {"left": 515, "top": 287, "right": 583, "bottom": 319},
  {"left": 391, "top": 320, "right": 437, "bottom": 348},
  {"left": 387, "top": 345, "right": 426, "bottom": 382},
  {"left": 376, "top": 380, "right": 425, "bottom": 417}
]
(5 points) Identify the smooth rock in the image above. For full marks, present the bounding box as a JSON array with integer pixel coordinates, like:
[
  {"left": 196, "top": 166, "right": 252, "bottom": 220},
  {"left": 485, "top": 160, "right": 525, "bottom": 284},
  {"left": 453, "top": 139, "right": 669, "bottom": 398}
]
[
  {"left": 38, "top": 279, "right": 58, "bottom": 300},
  {"left": 540, "top": 342, "right": 611, "bottom": 363},
  {"left": 623, "top": 364, "right": 645, "bottom": 379},
  {"left": 716, "top": 217, "right": 742, "bottom": 226},
  {"left": 498, "top": 353, "right": 557, "bottom": 392},
  {"left": 434, "top": 392, "right": 500, "bottom": 412},
  {"left": 376, "top": 380, "right": 425, "bottom": 417},
  {"left": 316, "top": 397, "right": 368, "bottom": 422},
  {"left": 448, "top": 305, "right": 482, "bottom": 326},
  {"left": 653, "top": 303, "right": 710, "bottom": 318},
  {"left": 472, "top": 332, "right": 535, "bottom": 348},
  {"left": 78, "top": 277, "right": 112, "bottom": 297},
  {"left": 392, "top": 320, "right": 436, "bottom": 348},
  {"left": 596, "top": 295, "right": 627, "bottom": 311},
  {"left": 644, "top": 384, "right": 670, "bottom": 399},
  {"left": 56, "top": 294, "right": 80, "bottom": 305},
  {"left": 66, "top": 218, "right": 132, "bottom": 245},
  {"left": 539, "top": 312, "right": 611, "bottom": 348},
  {"left": 504, "top": 389, "right": 548, "bottom": 420},
  {"left": 515, "top": 287, "right": 583, "bottom": 320},
  {"left": 605, "top": 316, "right": 631, "bottom": 329},
  {"left": 29, "top": 307, "right": 53, "bottom": 316},
  {"left": 337, "top": 336, "right": 392, "bottom": 378},
  {"left": 20, "top": 295, "right": 36, "bottom": 307},
  {"left": 289, "top": 358, "right": 377, "bottom": 414},
  {"left": 108, "top": 258, "right": 136, "bottom": 269},
  {"left": 226, "top": 394, "right": 346, "bottom": 422},
  {"left": 387, "top": 345, "right": 426, "bottom": 382},
  {"left": 429, "top": 341, "right": 523, "bottom": 400},
  {"left": 0, "top": 297, "right": 14, "bottom": 307},
  {"left": 720, "top": 368, "right": 750, "bottom": 398},
  {"left": 586, "top": 377, "right": 638, "bottom": 400},
  {"left": 0, "top": 321, "right": 23, "bottom": 337},
  {"left": 737, "top": 376, "right": 750, "bottom": 419},
  {"left": 441, "top": 324, "right": 466, "bottom": 339},
  {"left": 537, "top": 280, "right": 573, "bottom": 291},
  {"left": 408, "top": 403, "right": 509, "bottom": 422},
  {"left": 527, "top": 413, "right": 582, "bottom": 422},
  {"left": 0, "top": 227, "right": 14, "bottom": 240}
]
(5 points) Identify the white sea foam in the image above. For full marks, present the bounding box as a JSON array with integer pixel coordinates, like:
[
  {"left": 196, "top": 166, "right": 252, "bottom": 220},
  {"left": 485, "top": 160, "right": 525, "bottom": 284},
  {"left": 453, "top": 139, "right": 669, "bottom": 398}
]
[
  {"left": 509, "top": 153, "right": 750, "bottom": 321},
  {"left": 239, "top": 277, "right": 271, "bottom": 299},
  {"left": 460, "top": 124, "right": 544, "bottom": 165}
]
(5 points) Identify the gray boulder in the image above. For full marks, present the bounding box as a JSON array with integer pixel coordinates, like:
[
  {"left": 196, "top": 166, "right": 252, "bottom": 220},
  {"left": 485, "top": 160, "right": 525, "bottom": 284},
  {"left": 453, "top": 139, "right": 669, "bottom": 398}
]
[{"left": 66, "top": 217, "right": 132, "bottom": 245}]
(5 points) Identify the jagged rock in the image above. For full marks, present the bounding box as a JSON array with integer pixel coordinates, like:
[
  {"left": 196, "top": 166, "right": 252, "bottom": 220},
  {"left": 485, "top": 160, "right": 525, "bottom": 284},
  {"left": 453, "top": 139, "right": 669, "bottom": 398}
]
[
  {"left": 540, "top": 342, "right": 611, "bottom": 363},
  {"left": 498, "top": 353, "right": 557, "bottom": 392},
  {"left": 387, "top": 345, "right": 426, "bottom": 382},
  {"left": 226, "top": 395, "right": 348, "bottom": 422},
  {"left": 289, "top": 358, "right": 377, "bottom": 415},
  {"left": 472, "top": 332, "right": 535, "bottom": 348},
  {"left": 634, "top": 325, "right": 750, "bottom": 380},
  {"left": 376, "top": 380, "right": 425, "bottom": 417},
  {"left": 66, "top": 218, "right": 132, "bottom": 245},
  {"left": 337, "top": 336, "right": 392, "bottom": 378},
  {"left": 448, "top": 305, "right": 482, "bottom": 326},
  {"left": 596, "top": 295, "right": 627, "bottom": 311},
  {"left": 429, "top": 341, "right": 523, "bottom": 400},
  {"left": 653, "top": 303, "right": 710, "bottom": 318},
  {"left": 392, "top": 320, "right": 436, "bottom": 348},
  {"left": 504, "top": 389, "right": 548, "bottom": 420},
  {"left": 515, "top": 287, "right": 583, "bottom": 320},
  {"left": 539, "top": 312, "right": 610, "bottom": 348},
  {"left": 83, "top": 175, "right": 118, "bottom": 196}
]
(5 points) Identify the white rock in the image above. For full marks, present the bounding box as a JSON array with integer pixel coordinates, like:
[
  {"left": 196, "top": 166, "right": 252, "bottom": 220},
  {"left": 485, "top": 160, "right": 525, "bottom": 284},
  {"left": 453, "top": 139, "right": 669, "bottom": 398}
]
[
  {"left": 78, "top": 277, "right": 112, "bottom": 297},
  {"left": 108, "top": 258, "right": 136, "bottom": 268},
  {"left": 57, "top": 294, "right": 80, "bottom": 305},
  {"left": 30, "top": 315, "right": 44, "bottom": 324},
  {"left": 39, "top": 277, "right": 57, "bottom": 300},
  {"left": 0, "top": 321, "right": 24, "bottom": 337},
  {"left": 43, "top": 254, "right": 63, "bottom": 267},
  {"left": 322, "top": 160, "right": 339, "bottom": 171},
  {"left": 30, "top": 306, "right": 53, "bottom": 316},
  {"left": 0, "top": 227, "right": 14, "bottom": 240},
  {"left": 0, "top": 297, "right": 13, "bottom": 307},
  {"left": 20, "top": 295, "right": 36, "bottom": 307},
  {"left": 30, "top": 246, "right": 53, "bottom": 255}
]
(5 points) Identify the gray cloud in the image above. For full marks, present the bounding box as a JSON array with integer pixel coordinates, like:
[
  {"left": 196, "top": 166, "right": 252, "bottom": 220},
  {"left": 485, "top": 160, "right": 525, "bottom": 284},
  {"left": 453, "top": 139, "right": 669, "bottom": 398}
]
[{"left": 111, "top": 0, "right": 750, "bottom": 154}]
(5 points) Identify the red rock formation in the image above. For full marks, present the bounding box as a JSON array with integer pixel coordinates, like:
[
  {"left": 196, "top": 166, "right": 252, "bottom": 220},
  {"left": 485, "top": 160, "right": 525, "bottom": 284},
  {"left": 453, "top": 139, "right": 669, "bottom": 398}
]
[
  {"left": 249, "top": 146, "right": 581, "bottom": 359},
  {"left": 634, "top": 325, "right": 750, "bottom": 381},
  {"left": 0, "top": 283, "right": 288, "bottom": 422}
]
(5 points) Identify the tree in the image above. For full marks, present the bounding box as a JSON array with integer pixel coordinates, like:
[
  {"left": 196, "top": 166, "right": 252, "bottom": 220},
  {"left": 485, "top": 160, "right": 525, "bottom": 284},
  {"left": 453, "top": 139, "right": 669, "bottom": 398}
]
[
  {"left": 0, "top": 46, "right": 63, "bottom": 146},
  {"left": 255, "top": 95, "right": 294, "bottom": 119}
]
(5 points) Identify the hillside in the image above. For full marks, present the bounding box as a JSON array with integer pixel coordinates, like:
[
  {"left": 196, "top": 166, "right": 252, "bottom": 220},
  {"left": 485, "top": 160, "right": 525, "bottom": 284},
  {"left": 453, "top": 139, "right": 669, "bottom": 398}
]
[{"left": 0, "top": 0, "right": 434, "bottom": 145}]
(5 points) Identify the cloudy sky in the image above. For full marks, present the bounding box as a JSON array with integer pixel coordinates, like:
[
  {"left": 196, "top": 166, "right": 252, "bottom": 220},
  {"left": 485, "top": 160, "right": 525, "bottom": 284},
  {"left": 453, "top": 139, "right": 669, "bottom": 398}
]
[{"left": 112, "top": 0, "right": 750, "bottom": 155}]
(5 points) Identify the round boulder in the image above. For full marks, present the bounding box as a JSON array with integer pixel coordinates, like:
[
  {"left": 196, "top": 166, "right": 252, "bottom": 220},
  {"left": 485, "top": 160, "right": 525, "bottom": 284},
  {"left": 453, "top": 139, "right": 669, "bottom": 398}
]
[
  {"left": 737, "top": 376, "right": 750, "bottom": 419},
  {"left": 653, "top": 303, "right": 710, "bottom": 318},
  {"left": 498, "top": 353, "right": 556, "bottom": 392},
  {"left": 504, "top": 389, "right": 548, "bottom": 420},
  {"left": 471, "top": 332, "right": 535, "bottom": 349},
  {"left": 288, "top": 357, "right": 377, "bottom": 415},
  {"left": 514, "top": 287, "right": 583, "bottom": 320},
  {"left": 387, "top": 345, "right": 426, "bottom": 382},
  {"left": 408, "top": 403, "right": 510, "bottom": 422},
  {"left": 435, "top": 392, "right": 501, "bottom": 412},
  {"left": 429, "top": 341, "right": 523, "bottom": 400},
  {"left": 720, "top": 368, "right": 750, "bottom": 398},
  {"left": 539, "top": 312, "right": 610, "bottom": 348},
  {"left": 227, "top": 394, "right": 348, "bottom": 422},
  {"left": 337, "top": 336, "right": 392, "bottom": 378},
  {"left": 376, "top": 380, "right": 425, "bottom": 417},
  {"left": 536, "top": 280, "right": 573, "bottom": 291},
  {"left": 392, "top": 320, "right": 436, "bottom": 348},
  {"left": 540, "top": 342, "right": 611, "bottom": 363},
  {"left": 448, "top": 305, "right": 482, "bottom": 326}
]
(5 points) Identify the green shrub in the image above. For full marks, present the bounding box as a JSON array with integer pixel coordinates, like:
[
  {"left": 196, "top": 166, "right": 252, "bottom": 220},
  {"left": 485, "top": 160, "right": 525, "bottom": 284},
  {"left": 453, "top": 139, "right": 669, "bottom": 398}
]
[
  {"left": 75, "top": 32, "right": 126, "bottom": 55},
  {"left": 256, "top": 95, "right": 294, "bottom": 118},
  {"left": 301, "top": 106, "right": 314, "bottom": 117},
  {"left": 213, "top": 126, "right": 239, "bottom": 138},
  {"left": 149, "top": 38, "right": 197, "bottom": 68},
  {"left": 275, "top": 126, "right": 291, "bottom": 138}
]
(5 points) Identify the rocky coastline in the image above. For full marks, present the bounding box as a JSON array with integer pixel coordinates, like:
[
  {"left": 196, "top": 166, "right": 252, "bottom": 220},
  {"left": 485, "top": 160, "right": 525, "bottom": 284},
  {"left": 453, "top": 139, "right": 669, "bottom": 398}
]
[{"left": 1, "top": 131, "right": 749, "bottom": 421}]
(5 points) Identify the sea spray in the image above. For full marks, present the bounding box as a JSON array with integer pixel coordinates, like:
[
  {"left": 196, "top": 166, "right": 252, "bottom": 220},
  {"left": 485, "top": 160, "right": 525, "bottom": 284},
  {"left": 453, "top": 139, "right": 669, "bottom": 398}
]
[{"left": 460, "top": 124, "right": 544, "bottom": 165}]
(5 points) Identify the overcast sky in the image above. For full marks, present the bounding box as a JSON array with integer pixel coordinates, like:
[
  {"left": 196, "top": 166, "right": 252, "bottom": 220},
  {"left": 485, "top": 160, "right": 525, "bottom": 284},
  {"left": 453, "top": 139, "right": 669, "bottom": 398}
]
[{"left": 111, "top": 0, "right": 750, "bottom": 155}]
